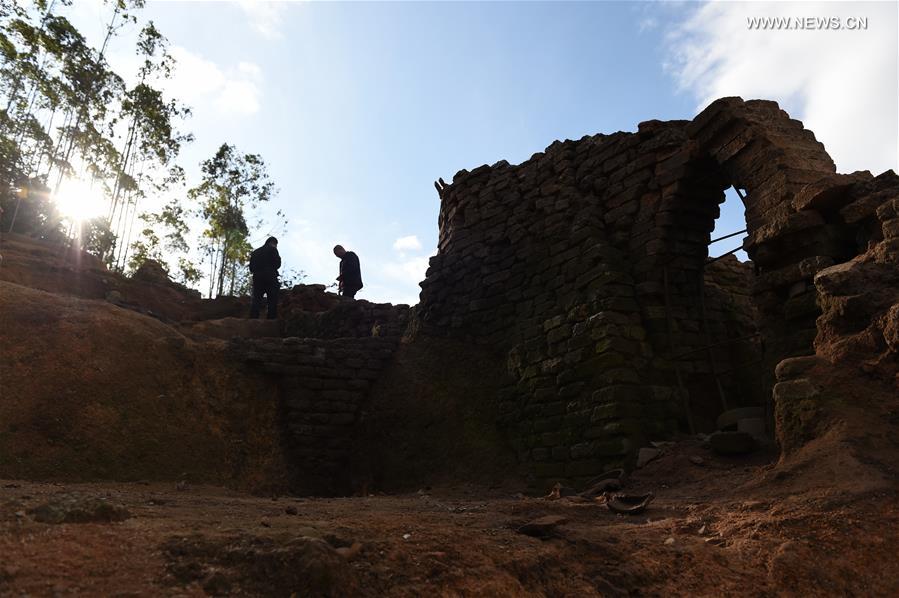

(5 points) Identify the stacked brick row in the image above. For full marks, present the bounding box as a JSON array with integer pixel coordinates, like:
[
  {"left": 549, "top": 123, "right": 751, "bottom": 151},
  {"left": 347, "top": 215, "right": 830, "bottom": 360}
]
[
  {"left": 282, "top": 299, "right": 411, "bottom": 340},
  {"left": 232, "top": 336, "right": 399, "bottom": 495},
  {"left": 416, "top": 97, "right": 870, "bottom": 485}
]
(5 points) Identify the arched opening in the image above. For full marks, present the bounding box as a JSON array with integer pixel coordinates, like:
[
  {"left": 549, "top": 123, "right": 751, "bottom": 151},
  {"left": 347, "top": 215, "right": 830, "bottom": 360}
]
[
  {"left": 642, "top": 159, "right": 768, "bottom": 434},
  {"left": 630, "top": 98, "right": 855, "bottom": 439},
  {"left": 710, "top": 186, "right": 749, "bottom": 261}
]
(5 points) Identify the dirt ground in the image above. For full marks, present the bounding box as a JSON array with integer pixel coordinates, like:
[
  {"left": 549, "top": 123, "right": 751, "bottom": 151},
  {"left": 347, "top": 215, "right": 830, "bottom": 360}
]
[{"left": 2, "top": 440, "right": 897, "bottom": 597}]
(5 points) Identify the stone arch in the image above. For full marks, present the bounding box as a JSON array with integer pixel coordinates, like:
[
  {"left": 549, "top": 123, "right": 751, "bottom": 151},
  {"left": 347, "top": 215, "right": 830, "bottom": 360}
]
[
  {"left": 629, "top": 98, "right": 870, "bottom": 431},
  {"left": 415, "top": 97, "right": 879, "bottom": 485}
]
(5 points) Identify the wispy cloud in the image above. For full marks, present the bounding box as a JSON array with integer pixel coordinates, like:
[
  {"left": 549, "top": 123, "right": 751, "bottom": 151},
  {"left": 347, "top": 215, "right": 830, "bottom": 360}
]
[
  {"left": 664, "top": 1, "right": 898, "bottom": 175},
  {"left": 234, "top": 0, "right": 289, "bottom": 40},
  {"left": 393, "top": 234, "right": 422, "bottom": 253},
  {"left": 382, "top": 255, "right": 430, "bottom": 303},
  {"left": 167, "top": 47, "right": 263, "bottom": 116},
  {"left": 383, "top": 255, "right": 429, "bottom": 283},
  {"left": 281, "top": 218, "right": 341, "bottom": 288},
  {"left": 639, "top": 16, "right": 659, "bottom": 33},
  {"left": 375, "top": 233, "right": 432, "bottom": 305}
]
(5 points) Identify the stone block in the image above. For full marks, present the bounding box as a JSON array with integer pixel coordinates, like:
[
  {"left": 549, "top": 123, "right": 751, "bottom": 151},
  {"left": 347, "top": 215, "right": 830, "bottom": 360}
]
[
  {"left": 774, "top": 356, "right": 823, "bottom": 381},
  {"left": 570, "top": 442, "right": 596, "bottom": 459},
  {"left": 564, "top": 409, "right": 592, "bottom": 428},
  {"left": 330, "top": 413, "right": 356, "bottom": 425},
  {"left": 543, "top": 315, "right": 564, "bottom": 331},
  {"left": 591, "top": 351, "right": 629, "bottom": 370},
  {"left": 595, "top": 438, "right": 631, "bottom": 457},
  {"left": 546, "top": 314, "right": 574, "bottom": 338},
  {"left": 882, "top": 218, "right": 899, "bottom": 240},
  {"left": 533, "top": 388, "right": 556, "bottom": 402},
  {"left": 599, "top": 419, "right": 645, "bottom": 436},
  {"left": 551, "top": 446, "right": 570, "bottom": 461},
  {"left": 558, "top": 382, "right": 585, "bottom": 398},
  {"left": 534, "top": 462, "right": 566, "bottom": 478},
  {"left": 783, "top": 292, "right": 819, "bottom": 321},
  {"left": 532, "top": 448, "right": 550, "bottom": 462},
  {"left": 592, "top": 385, "right": 646, "bottom": 404},
  {"left": 773, "top": 379, "right": 820, "bottom": 401},
  {"left": 534, "top": 416, "right": 564, "bottom": 434}
]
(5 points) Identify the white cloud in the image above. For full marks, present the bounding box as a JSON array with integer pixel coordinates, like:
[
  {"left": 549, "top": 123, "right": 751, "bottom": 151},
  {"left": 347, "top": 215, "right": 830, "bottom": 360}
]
[
  {"left": 215, "top": 79, "right": 261, "bottom": 115},
  {"left": 383, "top": 256, "right": 430, "bottom": 286},
  {"left": 639, "top": 16, "right": 659, "bottom": 33},
  {"left": 380, "top": 254, "right": 429, "bottom": 305},
  {"left": 280, "top": 223, "right": 428, "bottom": 305},
  {"left": 238, "top": 61, "right": 263, "bottom": 79},
  {"left": 167, "top": 47, "right": 263, "bottom": 116},
  {"left": 665, "top": 1, "right": 898, "bottom": 175},
  {"left": 281, "top": 220, "right": 340, "bottom": 287},
  {"left": 393, "top": 235, "right": 423, "bottom": 252},
  {"left": 235, "top": 0, "right": 288, "bottom": 40},
  {"left": 382, "top": 234, "right": 432, "bottom": 304}
]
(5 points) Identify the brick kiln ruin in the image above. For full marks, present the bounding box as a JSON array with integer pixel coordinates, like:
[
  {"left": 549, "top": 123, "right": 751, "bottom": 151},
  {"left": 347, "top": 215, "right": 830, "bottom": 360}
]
[
  {"left": 228, "top": 96, "right": 897, "bottom": 493},
  {"left": 410, "top": 96, "right": 898, "bottom": 485},
  {"left": 4, "top": 96, "right": 897, "bottom": 497}
]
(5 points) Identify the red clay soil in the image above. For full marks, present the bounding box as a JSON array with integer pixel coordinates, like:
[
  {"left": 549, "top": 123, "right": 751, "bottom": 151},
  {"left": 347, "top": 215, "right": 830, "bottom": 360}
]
[
  {"left": 0, "top": 280, "right": 289, "bottom": 492},
  {"left": 1, "top": 439, "right": 897, "bottom": 597},
  {"left": 0, "top": 232, "right": 216, "bottom": 322},
  {"left": 0, "top": 232, "right": 340, "bottom": 323},
  {"left": 3, "top": 234, "right": 898, "bottom": 596}
]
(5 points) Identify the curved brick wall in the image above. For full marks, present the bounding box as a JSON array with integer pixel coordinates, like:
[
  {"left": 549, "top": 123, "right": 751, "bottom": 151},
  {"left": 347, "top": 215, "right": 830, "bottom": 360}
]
[{"left": 415, "top": 97, "right": 887, "bottom": 485}]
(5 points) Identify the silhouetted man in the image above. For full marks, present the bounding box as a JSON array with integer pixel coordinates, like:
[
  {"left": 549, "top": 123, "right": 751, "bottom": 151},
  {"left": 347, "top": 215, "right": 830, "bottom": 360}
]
[
  {"left": 249, "top": 236, "right": 281, "bottom": 319},
  {"left": 333, "top": 244, "right": 363, "bottom": 299}
]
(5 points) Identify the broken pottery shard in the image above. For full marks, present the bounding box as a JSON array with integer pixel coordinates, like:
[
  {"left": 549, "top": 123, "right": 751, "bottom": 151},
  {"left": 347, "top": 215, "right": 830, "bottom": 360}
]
[{"left": 606, "top": 493, "right": 654, "bottom": 515}]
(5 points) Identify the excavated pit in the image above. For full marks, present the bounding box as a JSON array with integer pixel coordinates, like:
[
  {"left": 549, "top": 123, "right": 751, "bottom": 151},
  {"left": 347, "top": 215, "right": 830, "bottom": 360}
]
[{"left": 2, "top": 97, "right": 898, "bottom": 595}]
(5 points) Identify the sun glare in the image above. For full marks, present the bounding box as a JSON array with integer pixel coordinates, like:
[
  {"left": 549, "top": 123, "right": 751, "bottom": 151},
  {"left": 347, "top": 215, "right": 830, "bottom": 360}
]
[{"left": 54, "top": 178, "right": 108, "bottom": 223}]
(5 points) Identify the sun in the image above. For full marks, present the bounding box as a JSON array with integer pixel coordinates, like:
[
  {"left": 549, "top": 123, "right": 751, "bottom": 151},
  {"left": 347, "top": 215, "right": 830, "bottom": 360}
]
[{"left": 54, "top": 177, "right": 108, "bottom": 223}]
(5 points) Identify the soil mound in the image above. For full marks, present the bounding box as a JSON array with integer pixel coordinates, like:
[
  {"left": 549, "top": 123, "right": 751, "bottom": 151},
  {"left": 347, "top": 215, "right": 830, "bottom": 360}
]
[{"left": 0, "top": 281, "right": 287, "bottom": 492}]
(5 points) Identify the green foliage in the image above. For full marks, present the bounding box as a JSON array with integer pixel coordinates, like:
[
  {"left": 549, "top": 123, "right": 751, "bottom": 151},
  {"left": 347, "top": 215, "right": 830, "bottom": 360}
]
[
  {"left": 80, "top": 217, "right": 116, "bottom": 262},
  {"left": 176, "top": 256, "right": 201, "bottom": 286},
  {"left": 1, "top": 1, "right": 191, "bottom": 268},
  {"left": 127, "top": 198, "right": 198, "bottom": 282},
  {"left": 0, "top": 178, "right": 65, "bottom": 240},
  {"left": 188, "top": 143, "right": 277, "bottom": 297},
  {"left": 1, "top": 1, "right": 284, "bottom": 299}
]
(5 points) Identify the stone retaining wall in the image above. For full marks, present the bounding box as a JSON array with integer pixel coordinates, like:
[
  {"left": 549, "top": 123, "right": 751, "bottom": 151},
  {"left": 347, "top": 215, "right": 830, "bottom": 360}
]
[
  {"left": 282, "top": 299, "right": 411, "bottom": 340},
  {"left": 232, "top": 336, "right": 399, "bottom": 495}
]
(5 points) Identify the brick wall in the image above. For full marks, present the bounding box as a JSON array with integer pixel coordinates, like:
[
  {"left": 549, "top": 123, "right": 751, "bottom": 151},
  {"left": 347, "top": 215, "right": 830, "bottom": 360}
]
[
  {"left": 232, "top": 336, "right": 400, "bottom": 495},
  {"left": 414, "top": 97, "right": 878, "bottom": 485}
]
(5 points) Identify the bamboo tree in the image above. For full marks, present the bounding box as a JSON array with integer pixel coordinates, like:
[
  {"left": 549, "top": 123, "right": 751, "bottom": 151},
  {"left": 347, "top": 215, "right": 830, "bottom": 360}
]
[
  {"left": 1, "top": 0, "right": 198, "bottom": 288},
  {"left": 52, "top": 0, "right": 142, "bottom": 195},
  {"left": 1, "top": 1, "right": 128, "bottom": 235},
  {"left": 107, "top": 22, "right": 188, "bottom": 238},
  {"left": 188, "top": 143, "right": 276, "bottom": 298},
  {"left": 0, "top": 0, "right": 55, "bottom": 129}
]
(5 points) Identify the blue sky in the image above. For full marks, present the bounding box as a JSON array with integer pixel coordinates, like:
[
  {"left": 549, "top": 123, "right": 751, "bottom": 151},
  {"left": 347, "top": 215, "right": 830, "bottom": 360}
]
[{"left": 66, "top": 1, "right": 898, "bottom": 304}]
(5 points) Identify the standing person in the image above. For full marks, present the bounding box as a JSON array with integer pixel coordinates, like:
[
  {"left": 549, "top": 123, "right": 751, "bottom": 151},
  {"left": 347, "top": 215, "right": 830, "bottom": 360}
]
[
  {"left": 333, "top": 244, "right": 363, "bottom": 299},
  {"left": 249, "top": 236, "right": 281, "bottom": 319}
]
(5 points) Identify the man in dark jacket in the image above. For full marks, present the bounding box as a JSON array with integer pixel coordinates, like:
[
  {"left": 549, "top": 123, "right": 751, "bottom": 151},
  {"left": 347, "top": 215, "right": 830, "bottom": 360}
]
[
  {"left": 249, "top": 236, "right": 281, "bottom": 319},
  {"left": 333, "top": 244, "right": 363, "bottom": 299}
]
